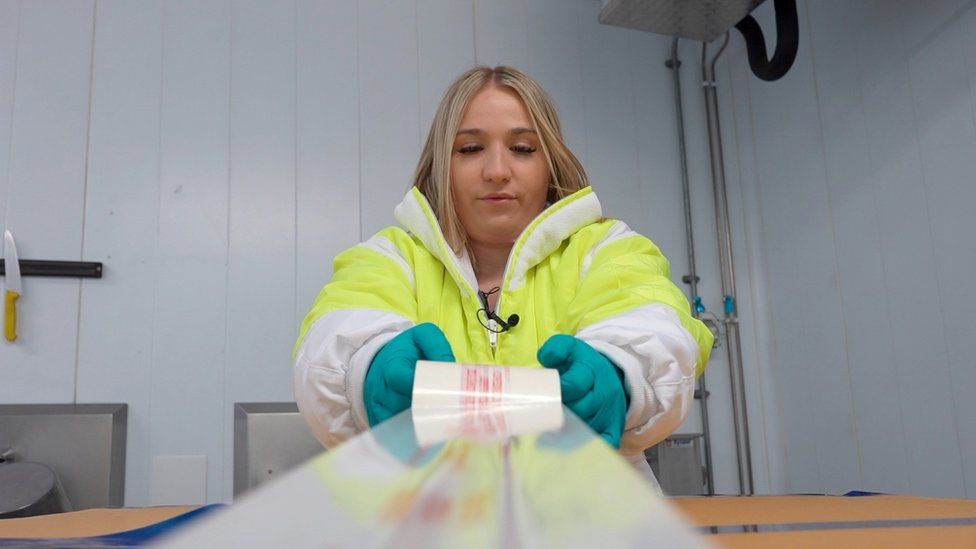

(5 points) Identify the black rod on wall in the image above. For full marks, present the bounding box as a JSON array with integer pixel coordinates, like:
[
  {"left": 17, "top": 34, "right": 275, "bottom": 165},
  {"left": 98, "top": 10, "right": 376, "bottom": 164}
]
[{"left": 1, "top": 259, "right": 103, "bottom": 279}]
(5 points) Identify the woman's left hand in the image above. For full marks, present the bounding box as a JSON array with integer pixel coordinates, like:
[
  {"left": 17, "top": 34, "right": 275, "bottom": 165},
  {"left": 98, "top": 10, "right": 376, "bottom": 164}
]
[
  {"left": 538, "top": 334, "right": 629, "bottom": 448},
  {"left": 364, "top": 323, "right": 455, "bottom": 427}
]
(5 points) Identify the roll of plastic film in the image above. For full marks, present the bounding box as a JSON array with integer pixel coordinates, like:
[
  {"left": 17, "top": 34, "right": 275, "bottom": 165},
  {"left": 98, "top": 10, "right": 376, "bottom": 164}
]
[{"left": 411, "top": 361, "right": 563, "bottom": 446}]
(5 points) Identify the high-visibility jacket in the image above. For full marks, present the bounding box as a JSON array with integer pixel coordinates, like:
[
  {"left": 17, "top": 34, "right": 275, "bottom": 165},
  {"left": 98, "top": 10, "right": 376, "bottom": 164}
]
[{"left": 293, "top": 186, "right": 713, "bottom": 469}]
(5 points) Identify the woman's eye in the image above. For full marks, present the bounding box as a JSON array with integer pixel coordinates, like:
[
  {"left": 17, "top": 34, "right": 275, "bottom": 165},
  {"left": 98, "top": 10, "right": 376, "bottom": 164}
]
[
  {"left": 457, "top": 145, "right": 482, "bottom": 154},
  {"left": 511, "top": 145, "right": 536, "bottom": 154}
]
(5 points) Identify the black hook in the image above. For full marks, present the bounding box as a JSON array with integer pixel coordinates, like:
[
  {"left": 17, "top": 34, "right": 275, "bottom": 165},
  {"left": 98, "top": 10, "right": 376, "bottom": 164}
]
[{"left": 734, "top": 0, "right": 799, "bottom": 81}]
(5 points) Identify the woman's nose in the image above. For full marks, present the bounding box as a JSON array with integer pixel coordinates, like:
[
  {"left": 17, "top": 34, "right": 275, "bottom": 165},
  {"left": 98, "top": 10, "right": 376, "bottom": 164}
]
[{"left": 482, "top": 147, "right": 512, "bottom": 184}]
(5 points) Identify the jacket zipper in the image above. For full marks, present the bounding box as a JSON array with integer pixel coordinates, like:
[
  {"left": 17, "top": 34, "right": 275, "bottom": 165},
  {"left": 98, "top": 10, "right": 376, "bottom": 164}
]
[
  {"left": 488, "top": 319, "right": 498, "bottom": 348},
  {"left": 488, "top": 289, "right": 505, "bottom": 350}
]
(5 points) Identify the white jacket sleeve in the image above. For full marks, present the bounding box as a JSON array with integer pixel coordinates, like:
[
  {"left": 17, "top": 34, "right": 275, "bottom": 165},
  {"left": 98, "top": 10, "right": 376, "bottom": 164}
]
[
  {"left": 293, "top": 230, "right": 419, "bottom": 449},
  {"left": 577, "top": 303, "right": 700, "bottom": 457},
  {"left": 293, "top": 309, "right": 413, "bottom": 449}
]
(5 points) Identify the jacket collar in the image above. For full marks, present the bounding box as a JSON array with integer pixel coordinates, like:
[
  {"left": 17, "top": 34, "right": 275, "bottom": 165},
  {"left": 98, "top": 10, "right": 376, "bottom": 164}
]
[{"left": 393, "top": 186, "right": 603, "bottom": 297}]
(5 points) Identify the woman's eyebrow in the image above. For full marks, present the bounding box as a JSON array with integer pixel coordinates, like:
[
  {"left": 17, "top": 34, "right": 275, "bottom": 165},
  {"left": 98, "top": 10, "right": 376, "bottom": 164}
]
[{"left": 455, "top": 127, "right": 537, "bottom": 135}]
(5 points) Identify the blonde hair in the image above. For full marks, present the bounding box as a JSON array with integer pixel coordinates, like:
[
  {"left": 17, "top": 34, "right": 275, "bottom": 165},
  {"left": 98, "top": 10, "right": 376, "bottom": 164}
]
[{"left": 412, "top": 65, "right": 589, "bottom": 253}]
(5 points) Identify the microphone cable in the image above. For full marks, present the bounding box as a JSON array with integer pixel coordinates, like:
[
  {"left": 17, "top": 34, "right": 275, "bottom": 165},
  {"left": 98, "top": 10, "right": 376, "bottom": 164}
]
[{"left": 476, "top": 287, "right": 520, "bottom": 332}]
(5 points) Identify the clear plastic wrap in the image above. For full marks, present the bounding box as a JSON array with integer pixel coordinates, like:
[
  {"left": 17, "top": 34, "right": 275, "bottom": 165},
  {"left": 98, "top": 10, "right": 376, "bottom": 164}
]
[{"left": 156, "top": 362, "right": 709, "bottom": 548}]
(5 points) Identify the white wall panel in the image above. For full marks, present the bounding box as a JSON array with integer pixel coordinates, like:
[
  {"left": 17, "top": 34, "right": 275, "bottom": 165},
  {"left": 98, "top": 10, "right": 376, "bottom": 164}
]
[
  {"left": 741, "top": 0, "right": 862, "bottom": 494},
  {"left": 576, "top": 0, "right": 641, "bottom": 228},
  {"left": 855, "top": 0, "right": 964, "bottom": 497},
  {"left": 897, "top": 0, "right": 976, "bottom": 498},
  {"left": 524, "top": 0, "right": 586, "bottom": 156},
  {"left": 0, "top": 0, "right": 18, "bottom": 236},
  {"left": 0, "top": 0, "right": 93, "bottom": 402},
  {"left": 966, "top": 4, "right": 976, "bottom": 134},
  {"left": 225, "top": 0, "right": 297, "bottom": 403},
  {"left": 627, "top": 33, "right": 687, "bottom": 261},
  {"left": 295, "top": 0, "right": 361, "bottom": 331},
  {"left": 729, "top": 0, "right": 976, "bottom": 497},
  {"left": 738, "top": 5, "right": 814, "bottom": 494},
  {"left": 804, "top": 0, "right": 912, "bottom": 494},
  {"left": 152, "top": 0, "right": 231, "bottom": 503},
  {"left": 473, "top": 0, "right": 527, "bottom": 68},
  {"left": 417, "top": 0, "right": 475, "bottom": 134},
  {"left": 958, "top": 0, "right": 976, "bottom": 500},
  {"left": 358, "top": 0, "right": 420, "bottom": 237},
  {"left": 224, "top": 0, "right": 298, "bottom": 501},
  {"left": 76, "top": 0, "right": 163, "bottom": 507}
]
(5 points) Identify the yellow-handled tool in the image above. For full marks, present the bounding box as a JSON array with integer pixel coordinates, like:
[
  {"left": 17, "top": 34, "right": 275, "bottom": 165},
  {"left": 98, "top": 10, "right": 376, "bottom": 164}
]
[{"left": 3, "top": 230, "right": 21, "bottom": 341}]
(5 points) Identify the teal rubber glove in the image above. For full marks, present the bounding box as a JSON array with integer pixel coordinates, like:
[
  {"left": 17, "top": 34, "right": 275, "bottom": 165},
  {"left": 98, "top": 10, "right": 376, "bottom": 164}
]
[
  {"left": 365, "top": 323, "right": 455, "bottom": 427},
  {"left": 538, "top": 334, "right": 629, "bottom": 449}
]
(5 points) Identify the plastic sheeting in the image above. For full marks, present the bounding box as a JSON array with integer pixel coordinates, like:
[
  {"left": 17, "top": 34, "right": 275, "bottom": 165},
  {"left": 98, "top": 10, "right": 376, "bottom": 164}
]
[{"left": 156, "top": 363, "right": 709, "bottom": 548}]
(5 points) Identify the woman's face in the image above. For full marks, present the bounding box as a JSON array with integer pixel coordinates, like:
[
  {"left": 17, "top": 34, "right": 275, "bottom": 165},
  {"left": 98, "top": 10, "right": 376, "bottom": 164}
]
[{"left": 450, "top": 85, "right": 551, "bottom": 249}]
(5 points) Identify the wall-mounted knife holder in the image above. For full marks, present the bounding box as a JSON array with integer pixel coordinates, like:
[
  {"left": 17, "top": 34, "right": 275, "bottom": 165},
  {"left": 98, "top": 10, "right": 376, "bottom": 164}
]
[{"left": 0, "top": 260, "right": 102, "bottom": 279}]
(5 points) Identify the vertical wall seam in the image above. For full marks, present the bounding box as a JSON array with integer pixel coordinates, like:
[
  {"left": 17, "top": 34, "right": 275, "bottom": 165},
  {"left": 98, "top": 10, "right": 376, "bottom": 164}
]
[
  {"left": 356, "top": 0, "right": 363, "bottom": 242},
  {"left": 148, "top": 0, "right": 166, "bottom": 504},
  {"left": 898, "top": 6, "right": 968, "bottom": 498},
  {"left": 471, "top": 0, "right": 478, "bottom": 64},
  {"left": 791, "top": 0, "right": 825, "bottom": 493},
  {"left": 74, "top": 0, "right": 99, "bottom": 404},
  {"left": 220, "top": 0, "right": 235, "bottom": 503},
  {"left": 292, "top": 0, "right": 299, "bottom": 336},
  {"left": 519, "top": 1, "right": 528, "bottom": 64},
  {"left": 740, "top": 35, "right": 788, "bottom": 491},
  {"left": 574, "top": 0, "right": 589, "bottom": 162},
  {"left": 966, "top": 19, "right": 976, "bottom": 154},
  {"left": 803, "top": 0, "right": 864, "bottom": 488},
  {"left": 414, "top": 0, "right": 422, "bottom": 147},
  {"left": 951, "top": 11, "right": 976, "bottom": 500},
  {"left": 625, "top": 33, "right": 641, "bottom": 215},
  {"left": 572, "top": 0, "right": 587, "bottom": 158}
]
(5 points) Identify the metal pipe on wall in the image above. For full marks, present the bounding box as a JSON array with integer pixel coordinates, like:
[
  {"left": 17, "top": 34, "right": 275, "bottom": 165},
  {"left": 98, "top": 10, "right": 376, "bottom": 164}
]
[
  {"left": 666, "top": 37, "right": 715, "bottom": 496},
  {"left": 701, "top": 35, "right": 754, "bottom": 496}
]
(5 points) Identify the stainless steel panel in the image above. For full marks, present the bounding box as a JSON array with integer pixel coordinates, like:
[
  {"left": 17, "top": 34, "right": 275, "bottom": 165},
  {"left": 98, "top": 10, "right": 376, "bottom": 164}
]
[
  {"left": 599, "top": 0, "right": 766, "bottom": 42},
  {"left": 233, "top": 402, "right": 325, "bottom": 499},
  {"left": 646, "top": 433, "right": 705, "bottom": 495},
  {"left": 0, "top": 403, "right": 127, "bottom": 509}
]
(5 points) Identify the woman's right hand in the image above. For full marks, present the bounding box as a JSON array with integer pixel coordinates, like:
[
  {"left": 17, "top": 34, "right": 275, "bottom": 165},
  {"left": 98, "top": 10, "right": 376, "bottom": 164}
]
[
  {"left": 364, "top": 322, "right": 455, "bottom": 427},
  {"left": 537, "top": 334, "right": 629, "bottom": 449}
]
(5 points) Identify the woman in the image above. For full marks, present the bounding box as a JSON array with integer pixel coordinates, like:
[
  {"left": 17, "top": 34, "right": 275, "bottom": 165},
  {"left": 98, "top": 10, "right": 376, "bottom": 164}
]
[{"left": 293, "top": 65, "right": 713, "bottom": 479}]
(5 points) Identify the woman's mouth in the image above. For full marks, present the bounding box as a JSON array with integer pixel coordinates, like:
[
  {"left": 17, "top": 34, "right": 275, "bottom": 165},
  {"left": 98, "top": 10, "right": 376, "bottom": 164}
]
[{"left": 481, "top": 194, "right": 515, "bottom": 203}]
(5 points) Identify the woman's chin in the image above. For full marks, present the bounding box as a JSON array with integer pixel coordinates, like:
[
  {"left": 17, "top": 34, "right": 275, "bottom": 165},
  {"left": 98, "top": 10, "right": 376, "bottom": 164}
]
[{"left": 467, "top": 230, "right": 521, "bottom": 248}]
